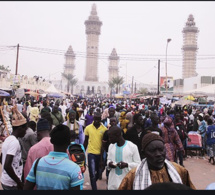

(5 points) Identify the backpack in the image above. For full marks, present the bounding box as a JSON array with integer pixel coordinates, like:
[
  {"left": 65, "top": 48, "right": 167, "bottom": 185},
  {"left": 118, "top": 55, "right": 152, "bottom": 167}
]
[{"left": 68, "top": 143, "right": 86, "bottom": 173}]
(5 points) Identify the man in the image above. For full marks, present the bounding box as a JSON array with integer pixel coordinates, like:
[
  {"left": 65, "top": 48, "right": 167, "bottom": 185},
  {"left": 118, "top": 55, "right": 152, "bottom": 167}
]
[
  {"left": 102, "top": 106, "right": 116, "bottom": 128},
  {"left": 18, "top": 120, "right": 37, "bottom": 181},
  {"left": 145, "top": 112, "right": 162, "bottom": 136},
  {"left": 107, "top": 126, "right": 141, "bottom": 190},
  {"left": 16, "top": 99, "right": 23, "bottom": 113},
  {"left": 50, "top": 104, "right": 64, "bottom": 127},
  {"left": 0, "top": 106, "right": 27, "bottom": 190},
  {"left": 63, "top": 109, "right": 85, "bottom": 145},
  {"left": 174, "top": 112, "right": 191, "bottom": 166},
  {"left": 85, "top": 107, "right": 94, "bottom": 128},
  {"left": 124, "top": 113, "right": 145, "bottom": 159},
  {"left": 143, "top": 110, "right": 152, "bottom": 129},
  {"left": 77, "top": 107, "right": 86, "bottom": 130},
  {"left": 40, "top": 101, "right": 51, "bottom": 115},
  {"left": 101, "top": 116, "right": 122, "bottom": 183},
  {"left": 197, "top": 113, "right": 207, "bottom": 155},
  {"left": 100, "top": 107, "right": 117, "bottom": 179},
  {"left": 206, "top": 118, "right": 215, "bottom": 165},
  {"left": 118, "top": 133, "right": 196, "bottom": 190},
  {"left": 24, "top": 118, "right": 54, "bottom": 180},
  {"left": 125, "top": 107, "right": 134, "bottom": 130},
  {"left": 24, "top": 124, "right": 84, "bottom": 190},
  {"left": 59, "top": 101, "right": 67, "bottom": 121},
  {"left": 29, "top": 101, "right": 39, "bottom": 123},
  {"left": 84, "top": 112, "right": 107, "bottom": 190}
]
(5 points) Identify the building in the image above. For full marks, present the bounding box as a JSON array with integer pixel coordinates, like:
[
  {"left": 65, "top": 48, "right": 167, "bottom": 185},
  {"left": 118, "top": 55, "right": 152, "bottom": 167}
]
[
  {"left": 182, "top": 14, "right": 199, "bottom": 79},
  {"left": 174, "top": 75, "right": 215, "bottom": 94},
  {"left": 58, "top": 4, "right": 108, "bottom": 97},
  {"left": 84, "top": 3, "right": 102, "bottom": 82},
  {"left": 108, "top": 48, "right": 119, "bottom": 81},
  {"left": 61, "top": 45, "right": 76, "bottom": 92}
]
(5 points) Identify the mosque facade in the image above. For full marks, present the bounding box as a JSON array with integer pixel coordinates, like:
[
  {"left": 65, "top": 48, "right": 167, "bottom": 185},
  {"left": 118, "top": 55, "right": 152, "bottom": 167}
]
[{"left": 59, "top": 4, "right": 120, "bottom": 97}]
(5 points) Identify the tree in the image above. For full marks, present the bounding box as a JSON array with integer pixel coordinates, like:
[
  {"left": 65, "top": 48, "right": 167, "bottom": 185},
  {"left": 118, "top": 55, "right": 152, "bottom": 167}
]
[
  {"left": 0, "top": 65, "right": 11, "bottom": 72},
  {"left": 70, "top": 78, "right": 78, "bottom": 94},
  {"left": 62, "top": 73, "right": 77, "bottom": 93},
  {"left": 112, "top": 76, "right": 124, "bottom": 94},
  {"left": 137, "top": 87, "right": 148, "bottom": 95},
  {"left": 108, "top": 80, "right": 115, "bottom": 97}
]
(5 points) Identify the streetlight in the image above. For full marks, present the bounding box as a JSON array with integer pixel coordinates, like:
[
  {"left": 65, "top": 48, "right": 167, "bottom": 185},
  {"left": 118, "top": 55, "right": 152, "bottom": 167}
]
[{"left": 165, "top": 38, "right": 172, "bottom": 93}]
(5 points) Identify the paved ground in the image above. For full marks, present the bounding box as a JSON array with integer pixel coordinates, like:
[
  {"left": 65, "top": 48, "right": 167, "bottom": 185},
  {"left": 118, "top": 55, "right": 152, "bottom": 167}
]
[{"left": 0, "top": 140, "right": 215, "bottom": 190}]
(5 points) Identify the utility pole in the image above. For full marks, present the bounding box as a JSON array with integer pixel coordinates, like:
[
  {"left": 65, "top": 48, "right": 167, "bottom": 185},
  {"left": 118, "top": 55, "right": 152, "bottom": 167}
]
[
  {"left": 15, "top": 44, "right": 19, "bottom": 75},
  {"left": 157, "top": 59, "right": 160, "bottom": 95},
  {"left": 134, "top": 82, "right": 136, "bottom": 94},
  {"left": 131, "top": 76, "right": 134, "bottom": 94}
]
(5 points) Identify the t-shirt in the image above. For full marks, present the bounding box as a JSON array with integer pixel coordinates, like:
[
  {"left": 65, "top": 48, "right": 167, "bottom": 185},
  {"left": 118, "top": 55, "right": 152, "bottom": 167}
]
[
  {"left": 1, "top": 135, "right": 23, "bottom": 187},
  {"left": 85, "top": 114, "right": 94, "bottom": 127},
  {"left": 26, "top": 151, "right": 84, "bottom": 190},
  {"left": 84, "top": 123, "right": 107, "bottom": 154}
]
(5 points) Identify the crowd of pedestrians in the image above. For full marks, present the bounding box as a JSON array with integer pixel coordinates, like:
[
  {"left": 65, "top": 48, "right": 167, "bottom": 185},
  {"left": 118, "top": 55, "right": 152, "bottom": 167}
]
[{"left": 0, "top": 94, "right": 215, "bottom": 190}]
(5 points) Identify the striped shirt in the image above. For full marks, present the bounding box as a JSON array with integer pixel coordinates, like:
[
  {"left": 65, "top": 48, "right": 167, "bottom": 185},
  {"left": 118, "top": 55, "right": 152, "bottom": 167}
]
[{"left": 26, "top": 151, "right": 84, "bottom": 190}]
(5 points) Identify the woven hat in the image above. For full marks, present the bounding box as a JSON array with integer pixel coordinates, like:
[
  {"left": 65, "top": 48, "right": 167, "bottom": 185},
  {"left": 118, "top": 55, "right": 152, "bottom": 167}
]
[
  {"left": 11, "top": 105, "right": 27, "bottom": 127},
  {"left": 37, "top": 118, "right": 50, "bottom": 132},
  {"left": 142, "top": 133, "right": 164, "bottom": 152}
]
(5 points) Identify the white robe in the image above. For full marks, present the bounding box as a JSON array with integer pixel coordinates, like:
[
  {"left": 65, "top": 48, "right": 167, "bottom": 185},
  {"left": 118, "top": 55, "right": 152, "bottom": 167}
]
[{"left": 107, "top": 140, "right": 141, "bottom": 190}]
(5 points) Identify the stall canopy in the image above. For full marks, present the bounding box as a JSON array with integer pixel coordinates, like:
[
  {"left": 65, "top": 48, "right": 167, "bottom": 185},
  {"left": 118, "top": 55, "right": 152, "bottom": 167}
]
[
  {"left": 45, "top": 84, "right": 64, "bottom": 98},
  {"left": 0, "top": 89, "right": 10, "bottom": 97},
  {"left": 45, "top": 84, "right": 60, "bottom": 93},
  {"left": 47, "top": 93, "right": 63, "bottom": 98},
  {"left": 25, "top": 91, "right": 39, "bottom": 97}
]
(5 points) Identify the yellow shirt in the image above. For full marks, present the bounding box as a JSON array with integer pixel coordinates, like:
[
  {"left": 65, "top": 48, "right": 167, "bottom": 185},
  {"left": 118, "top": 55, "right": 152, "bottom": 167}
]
[{"left": 84, "top": 123, "right": 107, "bottom": 154}]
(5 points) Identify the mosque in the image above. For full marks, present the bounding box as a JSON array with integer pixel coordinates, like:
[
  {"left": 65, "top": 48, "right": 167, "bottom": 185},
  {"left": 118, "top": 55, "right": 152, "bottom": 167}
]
[
  {"left": 53, "top": 4, "right": 202, "bottom": 96},
  {"left": 55, "top": 4, "right": 119, "bottom": 97}
]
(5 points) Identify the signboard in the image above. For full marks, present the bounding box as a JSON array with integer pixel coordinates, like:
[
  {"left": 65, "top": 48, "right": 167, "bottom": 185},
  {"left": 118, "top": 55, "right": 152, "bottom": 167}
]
[
  {"left": 16, "top": 88, "right": 25, "bottom": 99},
  {"left": 10, "top": 74, "right": 21, "bottom": 89},
  {"left": 160, "top": 76, "right": 174, "bottom": 93}
]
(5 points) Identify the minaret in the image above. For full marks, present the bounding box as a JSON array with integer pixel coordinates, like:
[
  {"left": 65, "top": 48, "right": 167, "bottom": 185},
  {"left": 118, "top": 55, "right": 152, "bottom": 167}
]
[
  {"left": 182, "top": 14, "right": 199, "bottom": 79},
  {"left": 108, "top": 48, "right": 119, "bottom": 81},
  {"left": 63, "top": 45, "right": 76, "bottom": 76},
  {"left": 84, "top": 4, "right": 102, "bottom": 82}
]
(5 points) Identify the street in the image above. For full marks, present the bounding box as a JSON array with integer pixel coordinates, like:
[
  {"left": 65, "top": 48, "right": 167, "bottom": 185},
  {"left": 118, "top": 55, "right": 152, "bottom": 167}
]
[{"left": 0, "top": 140, "right": 215, "bottom": 190}]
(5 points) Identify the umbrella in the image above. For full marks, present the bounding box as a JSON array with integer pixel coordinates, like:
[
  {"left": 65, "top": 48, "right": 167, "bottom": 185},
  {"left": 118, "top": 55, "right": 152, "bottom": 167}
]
[
  {"left": 25, "top": 91, "right": 39, "bottom": 97},
  {"left": 183, "top": 95, "right": 195, "bottom": 101},
  {"left": 0, "top": 90, "right": 10, "bottom": 97}
]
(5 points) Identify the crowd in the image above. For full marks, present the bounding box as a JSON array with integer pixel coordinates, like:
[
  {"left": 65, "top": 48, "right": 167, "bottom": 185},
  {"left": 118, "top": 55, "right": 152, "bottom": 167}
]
[{"left": 0, "top": 94, "right": 215, "bottom": 190}]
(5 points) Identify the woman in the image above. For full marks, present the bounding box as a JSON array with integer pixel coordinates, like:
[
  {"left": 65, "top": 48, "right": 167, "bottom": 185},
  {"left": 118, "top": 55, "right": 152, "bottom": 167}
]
[{"left": 161, "top": 115, "right": 184, "bottom": 163}]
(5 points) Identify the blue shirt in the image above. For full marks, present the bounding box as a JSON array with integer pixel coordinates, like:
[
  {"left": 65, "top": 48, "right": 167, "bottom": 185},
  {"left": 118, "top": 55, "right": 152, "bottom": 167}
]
[
  {"left": 26, "top": 151, "right": 84, "bottom": 190},
  {"left": 199, "top": 120, "right": 207, "bottom": 137},
  {"left": 206, "top": 125, "right": 215, "bottom": 146}
]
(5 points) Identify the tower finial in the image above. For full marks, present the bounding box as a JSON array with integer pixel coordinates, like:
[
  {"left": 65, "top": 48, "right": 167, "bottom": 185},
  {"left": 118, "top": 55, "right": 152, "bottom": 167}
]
[{"left": 91, "top": 4, "right": 97, "bottom": 16}]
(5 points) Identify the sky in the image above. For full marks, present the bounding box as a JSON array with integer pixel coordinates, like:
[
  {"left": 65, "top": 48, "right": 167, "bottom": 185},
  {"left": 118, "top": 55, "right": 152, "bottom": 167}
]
[{"left": 0, "top": 1, "right": 215, "bottom": 86}]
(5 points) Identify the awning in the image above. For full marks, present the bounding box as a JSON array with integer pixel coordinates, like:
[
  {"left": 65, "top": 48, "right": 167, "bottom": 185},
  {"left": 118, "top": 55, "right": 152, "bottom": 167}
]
[{"left": 0, "top": 89, "right": 10, "bottom": 97}]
